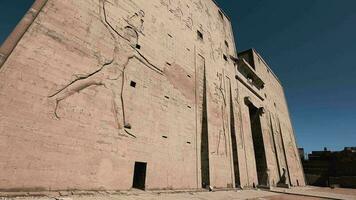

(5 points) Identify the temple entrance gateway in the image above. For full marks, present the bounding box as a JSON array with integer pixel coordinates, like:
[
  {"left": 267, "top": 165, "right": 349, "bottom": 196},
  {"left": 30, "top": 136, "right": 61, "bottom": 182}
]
[{"left": 247, "top": 101, "right": 268, "bottom": 186}]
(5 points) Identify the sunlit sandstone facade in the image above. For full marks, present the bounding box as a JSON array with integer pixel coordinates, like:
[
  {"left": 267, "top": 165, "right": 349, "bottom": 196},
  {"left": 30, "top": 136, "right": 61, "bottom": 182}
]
[{"left": 0, "top": 0, "right": 305, "bottom": 191}]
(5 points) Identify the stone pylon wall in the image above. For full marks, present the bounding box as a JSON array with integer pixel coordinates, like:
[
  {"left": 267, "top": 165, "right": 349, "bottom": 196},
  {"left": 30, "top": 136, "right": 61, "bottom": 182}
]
[{"left": 0, "top": 0, "right": 305, "bottom": 192}]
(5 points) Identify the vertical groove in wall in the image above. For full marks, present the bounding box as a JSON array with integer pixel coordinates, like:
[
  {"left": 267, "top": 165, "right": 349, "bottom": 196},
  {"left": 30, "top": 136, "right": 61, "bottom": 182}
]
[
  {"left": 225, "top": 76, "right": 234, "bottom": 187},
  {"left": 235, "top": 80, "right": 250, "bottom": 187},
  {"left": 229, "top": 79, "right": 240, "bottom": 187},
  {"left": 199, "top": 55, "right": 210, "bottom": 188},
  {"left": 269, "top": 112, "right": 282, "bottom": 179},
  {"left": 194, "top": 46, "right": 200, "bottom": 189},
  {"left": 278, "top": 116, "right": 292, "bottom": 186},
  {"left": 281, "top": 86, "right": 306, "bottom": 185}
]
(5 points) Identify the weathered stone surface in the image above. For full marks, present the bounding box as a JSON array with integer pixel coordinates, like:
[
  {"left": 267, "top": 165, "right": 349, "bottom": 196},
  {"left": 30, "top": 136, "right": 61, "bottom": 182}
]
[{"left": 0, "top": 0, "right": 305, "bottom": 192}]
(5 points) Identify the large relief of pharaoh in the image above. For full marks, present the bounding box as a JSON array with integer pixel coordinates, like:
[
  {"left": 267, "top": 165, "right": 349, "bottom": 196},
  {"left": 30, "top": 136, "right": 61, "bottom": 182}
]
[{"left": 48, "top": 0, "right": 163, "bottom": 137}]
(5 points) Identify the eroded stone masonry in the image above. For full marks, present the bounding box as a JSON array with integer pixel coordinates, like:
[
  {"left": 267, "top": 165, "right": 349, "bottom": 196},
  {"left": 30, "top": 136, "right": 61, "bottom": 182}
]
[{"left": 0, "top": 0, "right": 305, "bottom": 191}]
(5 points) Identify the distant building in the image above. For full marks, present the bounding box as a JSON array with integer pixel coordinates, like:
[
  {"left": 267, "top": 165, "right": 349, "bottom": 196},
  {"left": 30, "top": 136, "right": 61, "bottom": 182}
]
[
  {"left": 298, "top": 148, "right": 305, "bottom": 161},
  {"left": 344, "top": 147, "right": 356, "bottom": 153},
  {"left": 302, "top": 147, "right": 356, "bottom": 188}
]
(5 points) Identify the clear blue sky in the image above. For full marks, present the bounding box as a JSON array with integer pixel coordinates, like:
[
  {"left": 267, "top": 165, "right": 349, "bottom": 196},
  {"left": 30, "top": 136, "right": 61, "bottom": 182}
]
[
  {"left": 217, "top": 0, "right": 356, "bottom": 154},
  {"left": 0, "top": 1, "right": 34, "bottom": 42},
  {"left": 1, "top": 1, "right": 355, "bottom": 154}
]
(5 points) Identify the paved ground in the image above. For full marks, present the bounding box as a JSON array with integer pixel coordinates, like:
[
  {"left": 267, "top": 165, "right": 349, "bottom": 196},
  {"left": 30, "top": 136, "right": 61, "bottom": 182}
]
[
  {"left": 271, "top": 186, "right": 356, "bottom": 200},
  {"left": 0, "top": 190, "right": 278, "bottom": 200},
  {"left": 311, "top": 187, "right": 356, "bottom": 196},
  {"left": 1, "top": 187, "right": 356, "bottom": 200},
  {"left": 252, "top": 194, "right": 324, "bottom": 200}
]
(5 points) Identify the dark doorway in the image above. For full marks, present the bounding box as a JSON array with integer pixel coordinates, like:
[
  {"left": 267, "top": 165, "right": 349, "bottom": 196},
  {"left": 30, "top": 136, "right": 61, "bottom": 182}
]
[
  {"left": 248, "top": 104, "right": 268, "bottom": 186},
  {"left": 133, "top": 162, "right": 147, "bottom": 190}
]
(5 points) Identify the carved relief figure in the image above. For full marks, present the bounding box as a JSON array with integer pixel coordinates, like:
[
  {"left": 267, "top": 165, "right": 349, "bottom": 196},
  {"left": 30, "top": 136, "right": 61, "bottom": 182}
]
[
  {"left": 159, "top": 0, "right": 193, "bottom": 30},
  {"left": 169, "top": 1, "right": 183, "bottom": 21},
  {"left": 206, "top": 29, "right": 223, "bottom": 61},
  {"left": 184, "top": 15, "right": 193, "bottom": 30},
  {"left": 160, "top": 0, "right": 171, "bottom": 9},
  {"left": 213, "top": 72, "right": 229, "bottom": 156},
  {"left": 193, "top": 0, "right": 204, "bottom": 13},
  {"left": 125, "top": 10, "right": 145, "bottom": 34},
  {"left": 48, "top": 0, "right": 162, "bottom": 136}
]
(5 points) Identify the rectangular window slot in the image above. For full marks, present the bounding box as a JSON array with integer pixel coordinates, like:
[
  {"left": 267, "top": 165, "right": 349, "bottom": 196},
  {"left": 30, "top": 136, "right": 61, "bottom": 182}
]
[
  {"left": 136, "top": 44, "right": 141, "bottom": 49},
  {"left": 162, "top": 136, "right": 168, "bottom": 139},
  {"left": 130, "top": 81, "right": 137, "bottom": 88},
  {"left": 166, "top": 62, "right": 172, "bottom": 66},
  {"left": 225, "top": 40, "right": 229, "bottom": 48},
  {"left": 167, "top": 33, "right": 173, "bottom": 38},
  {"left": 164, "top": 96, "right": 170, "bottom": 99},
  {"left": 187, "top": 74, "right": 191, "bottom": 78},
  {"left": 223, "top": 54, "right": 228, "bottom": 61},
  {"left": 187, "top": 105, "right": 191, "bottom": 109},
  {"left": 187, "top": 141, "right": 191, "bottom": 144},
  {"left": 197, "top": 30, "right": 203, "bottom": 41}
]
